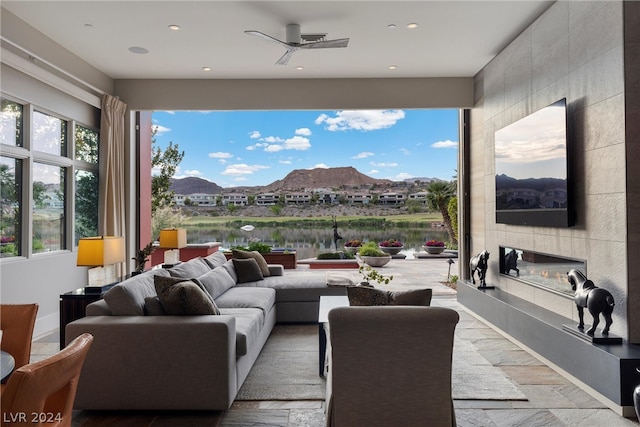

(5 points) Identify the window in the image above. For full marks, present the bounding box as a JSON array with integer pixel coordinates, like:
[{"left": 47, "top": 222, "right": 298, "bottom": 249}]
[{"left": 0, "top": 96, "right": 99, "bottom": 258}]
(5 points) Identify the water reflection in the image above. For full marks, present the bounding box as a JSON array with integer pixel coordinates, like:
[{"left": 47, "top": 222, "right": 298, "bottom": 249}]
[{"left": 186, "top": 225, "right": 449, "bottom": 260}]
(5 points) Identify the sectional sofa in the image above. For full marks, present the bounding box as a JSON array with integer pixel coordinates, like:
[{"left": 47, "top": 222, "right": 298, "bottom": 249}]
[{"left": 65, "top": 251, "right": 347, "bottom": 410}]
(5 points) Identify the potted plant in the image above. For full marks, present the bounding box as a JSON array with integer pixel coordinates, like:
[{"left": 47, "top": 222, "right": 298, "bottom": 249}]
[
  {"left": 358, "top": 242, "right": 392, "bottom": 267},
  {"left": 344, "top": 239, "right": 363, "bottom": 253},
  {"left": 423, "top": 239, "right": 446, "bottom": 254},
  {"left": 132, "top": 242, "right": 155, "bottom": 274},
  {"left": 224, "top": 241, "right": 298, "bottom": 269},
  {"left": 358, "top": 264, "right": 394, "bottom": 286},
  {"left": 378, "top": 239, "right": 404, "bottom": 255}
]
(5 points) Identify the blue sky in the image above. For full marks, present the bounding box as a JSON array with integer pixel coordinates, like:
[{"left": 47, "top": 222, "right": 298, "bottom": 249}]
[{"left": 152, "top": 109, "right": 459, "bottom": 188}]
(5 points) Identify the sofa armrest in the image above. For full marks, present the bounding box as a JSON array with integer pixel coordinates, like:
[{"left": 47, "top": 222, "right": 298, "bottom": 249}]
[
  {"left": 268, "top": 264, "right": 284, "bottom": 276},
  {"left": 85, "top": 299, "right": 111, "bottom": 316},
  {"left": 65, "top": 315, "right": 238, "bottom": 410}
]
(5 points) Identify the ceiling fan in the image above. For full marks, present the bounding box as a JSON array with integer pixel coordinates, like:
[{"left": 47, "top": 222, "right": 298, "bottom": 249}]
[{"left": 245, "top": 23, "right": 349, "bottom": 65}]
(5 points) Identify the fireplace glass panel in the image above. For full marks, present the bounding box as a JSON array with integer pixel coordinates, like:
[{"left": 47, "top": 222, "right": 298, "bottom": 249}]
[{"left": 499, "top": 246, "right": 585, "bottom": 295}]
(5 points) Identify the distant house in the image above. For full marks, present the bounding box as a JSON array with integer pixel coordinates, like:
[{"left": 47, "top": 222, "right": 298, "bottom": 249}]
[
  {"left": 173, "top": 194, "right": 186, "bottom": 206},
  {"left": 344, "top": 193, "right": 372, "bottom": 204},
  {"left": 284, "top": 193, "right": 311, "bottom": 205},
  {"left": 378, "top": 192, "right": 405, "bottom": 204},
  {"left": 255, "top": 193, "right": 279, "bottom": 206},
  {"left": 187, "top": 193, "right": 217, "bottom": 206},
  {"left": 408, "top": 191, "right": 429, "bottom": 204},
  {"left": 222, "top": 193, "right": 248, "bottom": 206}
]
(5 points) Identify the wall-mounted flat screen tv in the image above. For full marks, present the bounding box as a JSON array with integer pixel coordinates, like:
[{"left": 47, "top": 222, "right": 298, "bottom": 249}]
[{"left": 495, "top": 98, "right": 572, "bottom": 227}]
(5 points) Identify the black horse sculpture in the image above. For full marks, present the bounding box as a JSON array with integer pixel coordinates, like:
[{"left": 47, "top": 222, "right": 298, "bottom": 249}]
[
  {"left": 332, "top": 215, "right": 342, "bottom": 251},
  {"left": 502, "top": 249, "right": 519, "bottom": 276},
  {"left": 567, "top": 269, "right": 615, "bottom": 336},
  {"left": 470, "top": 250, "right": 490, "bottom": 287}
]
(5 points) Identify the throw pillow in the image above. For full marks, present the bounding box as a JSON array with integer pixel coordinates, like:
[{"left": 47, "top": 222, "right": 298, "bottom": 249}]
[
  {"left": 154, "top": 275, "right": 220, "bottom": 315},
  {"left": 195, "top": 266, "right": 236, "bottom": 299},
  {"left": 347, "top": 286, "right": 433, "bottom": 306},
  {"left": 347, "top": 286, "right": 390, "bottom": 306},
  {"left": 168, "top": 257, "right": 211, "bottom": 279},
  {"left": 232, "top": 249, "right": 271, "bottom": 277},
  {"left": 232, "top": 258, "right": 264, "bottom": 283},
  {"left": 389, "top": 288, "right": 432, "bottom": 306},
  {"left": 144, "top": 296, "right": 167, "bottom": 315}
]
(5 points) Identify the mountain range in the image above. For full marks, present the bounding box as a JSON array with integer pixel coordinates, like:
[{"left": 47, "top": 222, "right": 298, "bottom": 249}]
[{"left": 170, "top": 167, "right": 440, "bottom": 194}]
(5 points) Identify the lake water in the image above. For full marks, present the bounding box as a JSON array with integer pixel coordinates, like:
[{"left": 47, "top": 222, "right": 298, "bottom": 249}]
[{"left": 185, "top": 224, "right": 450, "bottom": 260}]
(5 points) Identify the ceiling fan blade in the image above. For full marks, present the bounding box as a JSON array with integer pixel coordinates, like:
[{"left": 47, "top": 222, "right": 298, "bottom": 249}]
[
  {"left": 245, "top": 30, "right": 289, "bottom": 48},
  {"left": 275, "top": 48, "right": 297, "bottom": 65},
  {"left": 298, "top": 38, "right": 350, "bottom": 49}
]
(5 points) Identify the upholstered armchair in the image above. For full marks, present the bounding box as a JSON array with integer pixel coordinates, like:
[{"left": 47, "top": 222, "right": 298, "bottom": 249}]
[
  {"left": 0, "top": 304, "right": 38, "bottom": 369},
  {"left": 326, "top": 306, "right": 459, "bottom": 427},
  {"left": 1, "top": 333, "right": 93, "bottom": 427}
]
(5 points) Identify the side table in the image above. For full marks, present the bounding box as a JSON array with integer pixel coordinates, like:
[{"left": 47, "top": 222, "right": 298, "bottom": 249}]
[{"left": 59, "top": 285, "right": 113, "bottom": 349}]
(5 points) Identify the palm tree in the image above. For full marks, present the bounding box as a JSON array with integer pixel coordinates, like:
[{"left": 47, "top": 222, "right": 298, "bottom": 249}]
[{"left": 426, "top": 181, "right": 457, "bottom": 245}]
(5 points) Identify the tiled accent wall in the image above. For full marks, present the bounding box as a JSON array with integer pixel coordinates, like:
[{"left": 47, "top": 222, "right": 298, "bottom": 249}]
[{"left": 469, "top": 1, "right": 638, "bottom": 340}]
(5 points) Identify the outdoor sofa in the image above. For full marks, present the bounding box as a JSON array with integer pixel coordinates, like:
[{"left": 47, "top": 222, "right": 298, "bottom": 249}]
[{"left": 65, "top": 251, "right": 346, "bottom": 410}]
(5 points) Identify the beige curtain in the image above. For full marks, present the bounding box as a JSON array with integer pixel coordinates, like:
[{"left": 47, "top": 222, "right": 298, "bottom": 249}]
[{"left": 99, "top": 94, "right": 127, "bottom": 238}]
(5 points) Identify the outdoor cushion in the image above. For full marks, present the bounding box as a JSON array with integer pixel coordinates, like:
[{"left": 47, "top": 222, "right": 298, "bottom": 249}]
[
  {"left": 215, "top": 287, "right": 275, "bottom": 325},
  {"left": 168, "top": 257, "right": 211, "bottom": 279},
  {"left": 154, "top": 275, "right": 220, "bottom": 315},
  {"left": 103, "top": 269, "right": 171, "bottom": 316},
  {"left": 203, "top": 251, "right": 228, "bottom": 269},
  {"left": 195, "top": 266, "right": 236, "bottom": 299},
  {"left": 218, "top": 308, "right": 264, "bottom": 356},
  {"left": 233, "top": 258, "right": 264, "bottom": 283},
  {"left": 232, "top": 249, "right": 270, "bottom": 277}
]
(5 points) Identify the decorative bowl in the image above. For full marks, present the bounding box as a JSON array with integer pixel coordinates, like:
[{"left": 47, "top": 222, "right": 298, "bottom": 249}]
[
  {"left": 360, "top": 255, "right": 391, "bottom": 267},
  {"left": 379, "top": 245, "right": 403, "bottom": 256}
]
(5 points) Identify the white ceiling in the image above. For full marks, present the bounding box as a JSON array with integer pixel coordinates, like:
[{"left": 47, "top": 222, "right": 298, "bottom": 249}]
[{"left": 2, "top": 1, "right": 553, "bottom": 80}]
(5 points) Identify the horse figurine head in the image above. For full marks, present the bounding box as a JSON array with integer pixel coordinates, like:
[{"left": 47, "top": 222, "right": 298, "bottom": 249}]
[{"left": 567, "top": 268, "right": 589, "bottom": 291}]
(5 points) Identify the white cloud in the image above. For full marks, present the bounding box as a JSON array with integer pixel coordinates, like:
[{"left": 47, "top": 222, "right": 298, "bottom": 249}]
[
  {"left": 279, "top": 160, "right": 292, "bottom": 164},
  {"left": 265, "top": 144, "right": 283, "bottom": 152},
  {"left": 234, "top": 177, "right": 248, "bottom": 182},
  {"left": 221, "top": 163, "right": 270, "bottom": 176},
  {"left": 352, "top": 151, "right": 374, "bottom": 159},
  {"left": 432, "top": 139, "right": 458, "bottom": 148},
  {"left": 249, "top": 131, "right": 261, "bottom": 139},
  {"left": 370, "top": 161, "right": 399, "bottom": 167},
  {"left": 394, "top": 172, "right": 413, "bottom": 180},
  {"left": 284, "top": 136, "right": 311, "bottom": 151},
  {"left": 247, "top": 142, "right": 269, "bottom": 151},
  {"left": 184, "top": 170, "right": 203, "bottom": 177},
  {"left": 208, "top": 152, "right": 233, "bottom": 159},
  {"left": 295, "top": 127, "right": 312, "bottom": 136},
  {"left": 311, "top": 163, "right": 329, "bottom": 169},
  {"left": 263, "top": 136, "right": 284, "bottom": 143},
  {"left": 152, "top": 124, "right": 171, "bottom": 136},
  {"left": 400, "top": 148, "right": 411, "bottom": 155},
  {"left": 315, "top": 110, "right": 405, "bottom": 131},
  {"left": 367, "top": 169, "right": 379, "bottom": 175}
]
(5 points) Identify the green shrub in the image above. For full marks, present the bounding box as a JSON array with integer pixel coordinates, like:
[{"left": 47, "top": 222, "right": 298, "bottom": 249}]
[
  {"left": 317, "top": 252, "right": 343, "bottom": 260},
  {"left": 358, "top": 241, "right": 386, "bottom": 257},
  {"left": 247, "top": 241, "right": 272, "bottom": 253}
]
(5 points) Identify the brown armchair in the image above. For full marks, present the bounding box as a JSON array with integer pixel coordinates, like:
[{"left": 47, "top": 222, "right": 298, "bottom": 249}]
[
  {"left": 1, "top": 304, "right": 38, "bottom": 369},
  {"left": 1, "top": 333, "right": 93, "bottom": 427},
  {"left": 326, "top": 306, "right": 460, "bottom": 427}
]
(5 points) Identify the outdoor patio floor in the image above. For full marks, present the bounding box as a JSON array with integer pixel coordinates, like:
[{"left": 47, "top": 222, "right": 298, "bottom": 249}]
[{"left": 31, "top": 258, "right": 638, "bottom": 426}]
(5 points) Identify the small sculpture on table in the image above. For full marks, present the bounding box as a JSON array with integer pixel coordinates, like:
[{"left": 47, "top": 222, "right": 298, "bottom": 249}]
[
  {"left": 567, "top": 269, "right": 615, "bottom": 336},
  {"left": 502, "top": 249, "right": 519, "bottom": 276},
  {"left": 470, "top": 250, "right": 492, "bottom": 289},
  {"left": 332, "top": 215, "right": 343, "bottom": 251}
]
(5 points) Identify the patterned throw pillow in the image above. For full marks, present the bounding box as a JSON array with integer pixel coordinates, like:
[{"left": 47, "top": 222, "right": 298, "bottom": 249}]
[
  {"left": 347, "top": 286, "right": 432, "bottom": 306},
  {"left": 232, "top": 249, "right": 271, "bottom": 277},
  {"left": 154, "top": 275, "right": 220, "bottom": 315},
  {"left": 232, "top": 258, "right": 264, "bottom": 283}
]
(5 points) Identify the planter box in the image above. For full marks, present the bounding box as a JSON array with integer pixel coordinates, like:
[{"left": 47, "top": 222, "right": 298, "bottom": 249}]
[{"left": 224, "top": 252, "right": 297, "bottom": 269}]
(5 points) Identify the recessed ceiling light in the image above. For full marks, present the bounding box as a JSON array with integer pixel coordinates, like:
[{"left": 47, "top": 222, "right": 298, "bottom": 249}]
[
  {"left": 387, "top": 24, "right": 396, "bottom": 29},
  {"left": 128, "top": 46, "right": 149, "bottom": 54},
  {"left": 388, "top": 65, "right": 397, "bottom": 70},
  {"left": 295, "top": 66, "right": 304, "bottom": 71},
  {"left": 407, "top": 23, "right": 418, "bottom": 29},
  {"left": 168, "top": 24, "right": 180, "bottom": 31},
  {"left": 202, "top": 66, "right": 211, "bottom": 71},
  {"left": 84, "top": 23, "right": 93, "bottom": 28}
]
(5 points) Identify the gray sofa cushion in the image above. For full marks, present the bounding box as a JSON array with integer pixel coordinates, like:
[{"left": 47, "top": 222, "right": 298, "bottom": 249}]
[
  {"left": 103, "top": 269, "right": 171, "bottom": 316},
  {"left": 221, "top": 259, "right": 238, "bottom": 283},
  {"left": 144, "top": 296, "right": 167, "bottom": 315},
  {"left": 203, "top": 251, "right": 228, "bottom": 269},
  {"left": 195, "top": 266, "right": 236, "bottom": 299},
  {"left": 218, "top": 308, "right": 264, "bottom": 357},
  {"left": 154, "top": 275, "right": 220, "bottom": 315},
  {"left": 215, "top": 287, "right": 275, "bottom": 325},
  {"left": 168, "top": 257, "right": 211, "bottom": 279},
  {"left": 233, "top": 258, "right": 264, "bottom": 283}
]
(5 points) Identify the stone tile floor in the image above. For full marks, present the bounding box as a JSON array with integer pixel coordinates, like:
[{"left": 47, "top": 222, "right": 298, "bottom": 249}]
[{"left": 29, "top": 259, "right": 640, "bottom": 426}]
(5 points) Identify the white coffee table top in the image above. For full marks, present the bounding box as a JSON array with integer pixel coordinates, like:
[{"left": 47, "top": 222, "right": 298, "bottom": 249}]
[{"left": 318, "top": 295, "right": 349, "bottom": 323}]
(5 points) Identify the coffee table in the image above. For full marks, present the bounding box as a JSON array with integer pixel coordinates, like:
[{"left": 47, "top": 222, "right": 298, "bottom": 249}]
[{"left": 318, "top": 295, "right": 349, "bottom": 376}]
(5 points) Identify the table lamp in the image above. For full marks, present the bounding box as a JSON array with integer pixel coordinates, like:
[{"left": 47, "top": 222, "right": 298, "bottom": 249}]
[
  {"left": 77, "top": 236, "right": 125, "bottom": 292},
  {"left": 158, "top": 228, "right": 187, "bottom": 267}
]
